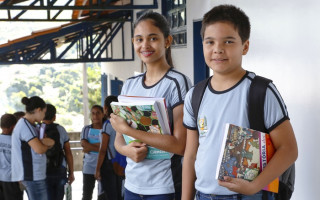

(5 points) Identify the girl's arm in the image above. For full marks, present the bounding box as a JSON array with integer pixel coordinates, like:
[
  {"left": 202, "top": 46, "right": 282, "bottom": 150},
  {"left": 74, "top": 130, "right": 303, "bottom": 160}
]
[
  {"left": 28, "top": 137, "right": 54, "bottom": 154},
  {"left": 95, "top": 133, "right": 109, "bottom": 180},
  {"left": 114, "top": 131, "right": 148, "bottom": 163},
  {"left": 181, "top": 129, "right": 199, "bottom": 200},
  {"left": 111, "top": 104, "right": 187, "bottom": 155},
  {"left": 81, "top": 140, "right": 100, "bottom": 153},
  {"left": 64, "top": 141, "right": 75, "bottom": 184},
  {"left": 219, "top": 120, "right": 298, "bottom": 195}
]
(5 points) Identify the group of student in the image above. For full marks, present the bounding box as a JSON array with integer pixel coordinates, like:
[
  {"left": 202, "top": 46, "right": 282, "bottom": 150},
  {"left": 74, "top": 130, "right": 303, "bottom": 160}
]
[
  {"left": 0, "top": 98, "right": 75, "bottom": 200},
  {"left": 0, "top": 4, "right": 298, "bottom": 200}
]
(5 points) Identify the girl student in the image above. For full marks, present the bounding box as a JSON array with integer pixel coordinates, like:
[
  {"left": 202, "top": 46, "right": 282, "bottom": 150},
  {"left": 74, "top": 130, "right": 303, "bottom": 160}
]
[
  {"left": 81, "top": 105, "right": 105, "bottom": 200},
  {"left": 95, "top": 95, "right": 123, "bottom": 200},
  {"left": 110, "top": 11, "right": 192, "bottom": 200},
  {"left": 11, "top": 96, "right": 55, "bottom": 200}
]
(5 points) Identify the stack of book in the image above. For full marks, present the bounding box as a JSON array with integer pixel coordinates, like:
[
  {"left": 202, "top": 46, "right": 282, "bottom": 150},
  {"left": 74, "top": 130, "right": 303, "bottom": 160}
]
[{"left": 111, "top": 95, "right": 172, "bottom": 160}]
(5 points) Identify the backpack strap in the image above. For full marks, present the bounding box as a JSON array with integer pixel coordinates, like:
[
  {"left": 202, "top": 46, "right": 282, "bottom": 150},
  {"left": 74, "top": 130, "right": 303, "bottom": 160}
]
[
  {"left": 191, "top": 77, "right": 211, "bottom": 131},
  {"left": 248, "top": 75, "right": 272, "bottom": 133}
]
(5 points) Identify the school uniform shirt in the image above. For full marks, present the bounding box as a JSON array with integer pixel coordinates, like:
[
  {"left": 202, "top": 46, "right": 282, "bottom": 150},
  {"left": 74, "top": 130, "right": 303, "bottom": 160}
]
[
  {"left": 56, "top": 125, "right": 70, "bottom": 168},
  {"left": 121, "top": 68, "right": 192, "bottom": 195},
  {"left": 183, "top": 71, "right": 289, "bottom": 195},
  {"left": 0, "top": 134, "right": 13, "bottom": 182},
  {"left": 11, "top": 118, "right": 47, "bottom": 181},
  {"left": 81, "top": 125, "right": 101, "bottom": 175},
  {"left": 101, "top": 120, "right": 116, "bottom": 160}
]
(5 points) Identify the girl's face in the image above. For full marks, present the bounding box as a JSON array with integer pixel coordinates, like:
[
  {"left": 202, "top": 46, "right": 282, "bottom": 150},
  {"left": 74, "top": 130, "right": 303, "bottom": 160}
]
[
  {"left": 91, "top": 107, "right": 103, "bottom": 124},
  {"left": 35, "top": 107, "right": 46, "bottom": 123},
  {"left": 132, "top": 19, "right": 172, "bottom": 66}
]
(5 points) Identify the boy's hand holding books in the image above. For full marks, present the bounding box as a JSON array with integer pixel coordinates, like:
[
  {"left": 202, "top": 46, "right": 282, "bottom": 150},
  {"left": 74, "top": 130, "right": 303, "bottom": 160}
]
[
  {"left": 218, "top": 176, "right": 260, "bottom": 195},
  {"left": 124, "top": 141, "right": 148, "bottom": 162}
]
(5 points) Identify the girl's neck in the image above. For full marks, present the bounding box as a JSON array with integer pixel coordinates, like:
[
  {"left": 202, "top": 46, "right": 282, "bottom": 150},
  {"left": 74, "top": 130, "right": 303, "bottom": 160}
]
[
  {"left": 24, "top": 113, "right": 36, "bottom": 125},
  {"left": 145, "top": 62, "right": 171, "bottom": 86},
  {"left": 92, "top": 122, "right": 103, "bottom": 129}
]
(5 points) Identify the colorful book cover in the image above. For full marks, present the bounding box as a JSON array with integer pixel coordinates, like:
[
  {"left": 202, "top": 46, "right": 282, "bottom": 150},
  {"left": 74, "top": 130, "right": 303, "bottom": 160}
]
[
  {"left": 111, "top": 98, "right": 172, "bottom": 160},
  {"left": 216, "top": 123, "right": 279, "bottom": 193}
]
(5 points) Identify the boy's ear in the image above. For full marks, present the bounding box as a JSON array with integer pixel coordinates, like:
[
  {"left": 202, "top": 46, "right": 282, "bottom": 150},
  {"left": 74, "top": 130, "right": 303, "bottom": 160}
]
[
  {"left": 165, "top": 35, "right": 173, "bottom": 48},
  {"left": 242, "top": 40, "right": 250, "bottom": 55}
]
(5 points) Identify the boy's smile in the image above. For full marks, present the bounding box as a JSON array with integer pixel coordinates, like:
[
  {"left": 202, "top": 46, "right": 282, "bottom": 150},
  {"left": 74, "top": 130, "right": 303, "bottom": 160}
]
[{"left": 203, "top": 22, "right": 249, "bottom": 75}]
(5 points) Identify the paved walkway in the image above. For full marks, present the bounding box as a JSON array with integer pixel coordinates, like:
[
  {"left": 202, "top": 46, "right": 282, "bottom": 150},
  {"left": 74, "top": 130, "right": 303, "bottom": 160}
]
[{"left": 23, "top": 171, "right": 99, "bottom": 200}]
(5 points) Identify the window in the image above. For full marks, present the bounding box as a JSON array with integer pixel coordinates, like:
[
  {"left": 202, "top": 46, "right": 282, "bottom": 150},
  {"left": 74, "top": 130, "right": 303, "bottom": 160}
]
[{"left": 163, "top": 0, "right": 187, "bottom": 47}]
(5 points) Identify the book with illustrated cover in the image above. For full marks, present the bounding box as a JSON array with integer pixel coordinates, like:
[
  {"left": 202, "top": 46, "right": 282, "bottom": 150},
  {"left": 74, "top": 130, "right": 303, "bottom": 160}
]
[
  {"left": 111, "top": 95, "right": 172, "bottom": 160},
  {"left": 64, "top": 183, "right": 72, "bottom": 200},
  {"left": 216, "top": 123, "right": 279, "bottom": 193}
]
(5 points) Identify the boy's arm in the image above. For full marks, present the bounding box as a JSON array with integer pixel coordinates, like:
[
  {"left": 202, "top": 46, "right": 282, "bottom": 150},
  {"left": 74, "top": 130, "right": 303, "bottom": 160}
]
[
  {"left": 64, "top": 141, "right": 75, "bottom": 184},
  {"left": 110, "top": 104, "right": 187, "bottom": 155},
  {"left": 219, "top": 120, "right": 298, "bottom": 195},
  {"left": 182, "top": 129, "right": 199, "bottom": 200}
]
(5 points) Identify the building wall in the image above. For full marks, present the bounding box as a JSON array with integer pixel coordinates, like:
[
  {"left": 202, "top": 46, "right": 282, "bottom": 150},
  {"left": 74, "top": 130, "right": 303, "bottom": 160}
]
[{"left": 102, "top": 0, "right": 319, "bottom": 199}]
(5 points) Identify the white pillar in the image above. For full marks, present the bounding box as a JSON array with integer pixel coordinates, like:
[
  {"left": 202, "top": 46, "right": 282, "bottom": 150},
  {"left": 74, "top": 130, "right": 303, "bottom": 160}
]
[{"left": 82, "top": 63, "right": 89, "bottom": 126}]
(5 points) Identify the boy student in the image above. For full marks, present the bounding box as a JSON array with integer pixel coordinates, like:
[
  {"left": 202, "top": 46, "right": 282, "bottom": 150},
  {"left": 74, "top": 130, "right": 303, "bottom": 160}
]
[
  {"left": 0, "top": 114, "right": 23, "bottom": 200},
  {"left": 42, "top": 104, "right": 75, "bottom": 200},
  {"left": 182, "top": 5, "right": 298, "bottom": 200}
]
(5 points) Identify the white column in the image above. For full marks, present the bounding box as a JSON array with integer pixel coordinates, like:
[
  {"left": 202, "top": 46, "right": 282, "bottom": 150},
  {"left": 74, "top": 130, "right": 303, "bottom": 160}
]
[{"left": 82, "top": 63, "right": 89, "bottom": 126}]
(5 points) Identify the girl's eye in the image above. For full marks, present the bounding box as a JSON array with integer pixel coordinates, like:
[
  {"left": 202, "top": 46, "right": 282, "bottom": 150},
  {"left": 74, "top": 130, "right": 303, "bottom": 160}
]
[
  {"left": 135, "top": 38, "right": 143, "bottom": 42},
  {"left": 150, "top": 37, "right": 157, "bottom": 41}
]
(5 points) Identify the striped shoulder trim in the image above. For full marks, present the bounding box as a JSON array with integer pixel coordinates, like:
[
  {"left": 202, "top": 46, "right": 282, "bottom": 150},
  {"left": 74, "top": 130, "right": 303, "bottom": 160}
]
[
  {"left": 169, "top": 69, "right": 190, "bottom": 91},
  {"left": 127, "top": 73, "right": 144, "bottom": 80}
]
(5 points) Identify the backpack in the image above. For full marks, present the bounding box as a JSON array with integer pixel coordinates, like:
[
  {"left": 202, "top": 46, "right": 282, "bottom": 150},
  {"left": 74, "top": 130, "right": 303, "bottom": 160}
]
[
  {"left": 43, "top": 123, "right": 65, "bottom": 173},
  {"left": 191, "top": 75, "right": 295, "bottom": 200}
]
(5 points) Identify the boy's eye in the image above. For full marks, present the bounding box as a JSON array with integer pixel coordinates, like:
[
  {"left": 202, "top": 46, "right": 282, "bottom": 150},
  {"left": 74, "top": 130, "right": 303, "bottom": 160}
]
[
  {"left": 225, "top": 40, "right": 234, "bottom": 44},
  {"left": 205, "top": 40, "right": 214, "bottom": 45}
]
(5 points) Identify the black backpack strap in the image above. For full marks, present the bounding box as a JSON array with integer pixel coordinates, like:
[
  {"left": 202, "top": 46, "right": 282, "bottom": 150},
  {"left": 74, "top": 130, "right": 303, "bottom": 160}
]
[
  {"left": 191, "top": 77, "right": 211, "bottom": 130},
  {"left": 248, "top": 75, "right": 272, "bottom": 133}
]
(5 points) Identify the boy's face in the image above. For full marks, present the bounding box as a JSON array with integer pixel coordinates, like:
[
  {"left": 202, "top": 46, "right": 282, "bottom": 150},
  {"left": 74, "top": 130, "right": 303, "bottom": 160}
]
[{"left": 202, "top": 22, "right": 249, "bottom": 75}]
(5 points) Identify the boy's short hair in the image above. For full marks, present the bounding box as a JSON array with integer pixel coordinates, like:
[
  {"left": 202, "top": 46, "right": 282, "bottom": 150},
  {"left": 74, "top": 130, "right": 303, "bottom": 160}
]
[
  {"left": 1, "top": 113, "right": 17, "bottom": 128},
  {"left": 201, "top": 4, "right": 251, "bottom": 43},
  {"left": 13, "top": 111, "right": 25, "bottom": 120},
  {"left": 44, "top": 104, "right": 56, "bottom": 121}
]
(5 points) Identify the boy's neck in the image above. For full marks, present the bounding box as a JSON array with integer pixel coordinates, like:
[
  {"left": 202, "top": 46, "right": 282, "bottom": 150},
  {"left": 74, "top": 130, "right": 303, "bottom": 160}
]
[
  {"left": 211, "top": 68, "right": 246, "bottom": 91},
  {"left": 42, "top": 119, "right": 54, "bottom": 124}
]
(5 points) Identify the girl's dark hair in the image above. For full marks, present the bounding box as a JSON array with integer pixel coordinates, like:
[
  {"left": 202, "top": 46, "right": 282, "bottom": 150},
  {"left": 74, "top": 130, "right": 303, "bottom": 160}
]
[
  {"left": 91, "top": 105, "right": 104, "bottom": 113},
  {"left": 134, "top": 11, "right": 174, "bottom": 68},
  {"left": 104, "top": 95, "right": 118, "bottom": 118},
  {"left": 44, "top": 104, "right": 56, "bottom": 121},
  {"left": 1, "top": 113, "right": 17, "bottom": 128},
  {"left": 201, "top": 4, "right": 251, "bottom": 43},
  {"left": 21, "top": 96, "right": 46, "bottom": 113}
]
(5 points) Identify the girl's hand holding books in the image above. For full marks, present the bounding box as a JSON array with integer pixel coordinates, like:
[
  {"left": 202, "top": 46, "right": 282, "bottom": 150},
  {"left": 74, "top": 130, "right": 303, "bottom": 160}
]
[
  {"left": 110, "top": 113, "right": 132, "bottom": 134},
  {"left": 125, "top": 141, "right": 148, "bottom": 163}
]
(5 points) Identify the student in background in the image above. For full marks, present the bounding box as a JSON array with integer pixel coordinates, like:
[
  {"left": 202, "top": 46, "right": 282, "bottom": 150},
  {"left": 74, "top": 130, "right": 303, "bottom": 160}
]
[
  {"left": 11, "top": 96, "right": 55, "bottom": 200},
  {"left": 42, "top": 104, "right": 75, "bottom": 200},
  {"left": 81, "top": 105, "right": 105, "bottom": 200},
  {"left": 110, "top": 11, "right": 192, "bottom": 200},
  {"left": 0, "top": 114, "right": 23, "bottom": 200},
  {"left": 182, "top": 5, "right": 298, "bottom": 200},
  {"left": 95, "top": 95, "right": 123, "bottom": 200},
  {"left": 13, "top": 111, "right": 25, "bottom": 120}
]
